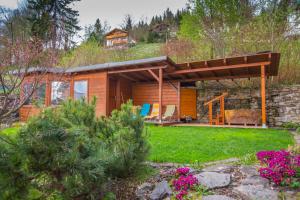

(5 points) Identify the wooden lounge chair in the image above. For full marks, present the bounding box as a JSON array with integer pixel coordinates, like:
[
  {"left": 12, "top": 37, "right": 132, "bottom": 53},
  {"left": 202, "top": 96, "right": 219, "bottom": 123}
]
[
  {"left": 162, "top": 105, "right": 176, "bottom": 121},
  {"left": 144, "top": 103, "right": 159, "bottom": 120}
]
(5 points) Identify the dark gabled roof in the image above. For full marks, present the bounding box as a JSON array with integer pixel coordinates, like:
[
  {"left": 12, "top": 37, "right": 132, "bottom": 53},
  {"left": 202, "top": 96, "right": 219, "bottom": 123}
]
[
  {"left": 104, "top": 28, "right": 128, "bottom": 36},
  {"left": 66, "top": 56, "right": 174, "bottom": 73},
  {"left": 11, "top": 67, "right": 65, "bottom": 75}
]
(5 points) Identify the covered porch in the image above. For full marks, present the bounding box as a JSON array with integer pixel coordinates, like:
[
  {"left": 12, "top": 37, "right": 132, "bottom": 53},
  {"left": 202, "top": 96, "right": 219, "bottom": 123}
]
[{"left": 106, "top": 52, "right": 280, "bottom": 128}]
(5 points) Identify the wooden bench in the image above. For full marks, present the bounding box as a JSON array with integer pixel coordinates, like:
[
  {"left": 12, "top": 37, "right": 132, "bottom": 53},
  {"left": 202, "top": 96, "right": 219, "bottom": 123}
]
[{"left": 225, "top": 109, "right": 261, "bottom": 126}]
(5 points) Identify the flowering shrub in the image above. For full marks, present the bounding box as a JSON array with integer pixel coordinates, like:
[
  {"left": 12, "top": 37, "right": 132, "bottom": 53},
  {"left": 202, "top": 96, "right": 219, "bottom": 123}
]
[
  {"left": 256, "top": 150, "right": 300, "bottom": 186},
  {"left": 176, "top": 167, "right": 190, "bottom": 176},
  {"left": 172, "top": 167, "right": 198, "bottom": 200}
]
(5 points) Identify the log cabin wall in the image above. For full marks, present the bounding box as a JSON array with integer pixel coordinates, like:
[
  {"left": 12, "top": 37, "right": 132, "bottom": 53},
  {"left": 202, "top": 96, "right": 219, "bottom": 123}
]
[
  {"left": 20, "top": 71, "right": 109, "bottom": 121},
  {"left": 72, "top": 71, "right": 108, "bottom": 117},
  {"left": 132, "top": 82, "right": 179, "bottom": 116},
  {"left": 108, "top": 77, "right": 132, "bottom": 114},
  {"left": 19, "top": 73, "right": 70, "bottom": 121},
  {"left": 119, "top": 77, "right": 132, "bottom": 105}
]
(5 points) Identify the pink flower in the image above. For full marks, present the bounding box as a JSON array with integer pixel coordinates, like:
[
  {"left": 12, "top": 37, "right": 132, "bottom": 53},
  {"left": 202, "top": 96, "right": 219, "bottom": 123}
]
[
  {"left": 176, "top": 167, "right": 190, "bottom": 176},
  {"left": 173, "top": 167, "right": 199, "bottom": 200},
  {"left": 256, "top": 150, "right": 299, "bottom": 185}
]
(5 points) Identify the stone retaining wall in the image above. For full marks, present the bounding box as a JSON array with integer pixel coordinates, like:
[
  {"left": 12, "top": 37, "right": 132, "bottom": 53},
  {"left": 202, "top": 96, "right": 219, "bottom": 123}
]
[{"left": 196, "top": 84, "right": 300, "bottom": 127}]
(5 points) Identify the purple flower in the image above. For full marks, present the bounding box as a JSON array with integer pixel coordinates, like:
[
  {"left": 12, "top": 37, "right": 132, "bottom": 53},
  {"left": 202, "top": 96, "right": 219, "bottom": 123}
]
[
  {"left": 176, "top": 167, "right": 190, "bottom": 176},
  {"left": 173, "top": 167, "right": 199, "bottom": 200},
  {"left": 256, "top": 150, "right": 299, "bottom": 185}
]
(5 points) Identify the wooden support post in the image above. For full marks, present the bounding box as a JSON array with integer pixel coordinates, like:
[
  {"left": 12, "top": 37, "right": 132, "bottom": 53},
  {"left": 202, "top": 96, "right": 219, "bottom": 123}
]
[
  {"left": 208, "top": 103, "right": 213, "bottom": 125},
  {"left": 70, "top": 76, "right": 74, "bottom": 99},
  {"left": 177, "top": 82, "right": 181, "bottom": 122},
  {"left": 261, "top": 65, "right": 267, "bottom": 128},
  {"left": 45, "top": 75, "right": 51, "bottom": 106},
  {"left": 116, "top": 78, "right": 121, "bottom": 108},
  {"left": 220, "top": 96, "right": 225, "bottom": 125},
  {"left": 159, "top": 68, "right": 163, "bottom": 123}
]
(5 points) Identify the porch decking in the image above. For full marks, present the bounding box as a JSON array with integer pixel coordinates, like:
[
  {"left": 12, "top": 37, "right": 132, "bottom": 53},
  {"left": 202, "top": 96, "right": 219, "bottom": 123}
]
[
  {"left": 146, "top": 120, "right": 263, "bottom": 128},
  {"left": 171, "top": 123, "right": 263, "bottom": 129}
]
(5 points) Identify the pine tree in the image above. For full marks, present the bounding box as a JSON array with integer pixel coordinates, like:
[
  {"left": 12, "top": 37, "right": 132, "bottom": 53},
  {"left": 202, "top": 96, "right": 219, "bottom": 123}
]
[
  {"left": 122, "top": 14, "right": 133, "bottom": 32},
  {"left": 84, "top": 18, "right": 109, "bottom": 45},
  {"left": 28, "top": 0, "right": 81, "bottom": 49}
]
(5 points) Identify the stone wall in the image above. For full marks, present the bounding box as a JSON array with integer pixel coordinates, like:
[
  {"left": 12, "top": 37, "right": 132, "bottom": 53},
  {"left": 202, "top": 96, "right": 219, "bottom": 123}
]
[
  {"left": 196, "top": 84, "right": 300, "bottom": 127},
  {"left": 267, "top": 85, "right": 300, "bottom": 127}
]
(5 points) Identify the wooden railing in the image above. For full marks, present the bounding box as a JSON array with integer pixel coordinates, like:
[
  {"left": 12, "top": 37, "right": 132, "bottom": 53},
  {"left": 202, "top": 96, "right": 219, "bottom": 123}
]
[{"left": 204, "top": 92, "right": 228, "bottom": 125}]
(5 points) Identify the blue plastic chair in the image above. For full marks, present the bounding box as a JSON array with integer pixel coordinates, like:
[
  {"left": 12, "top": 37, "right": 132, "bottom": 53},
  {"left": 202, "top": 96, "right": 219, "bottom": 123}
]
[{"left": 140, "top": 103, "right": 151, "bottom": 117}]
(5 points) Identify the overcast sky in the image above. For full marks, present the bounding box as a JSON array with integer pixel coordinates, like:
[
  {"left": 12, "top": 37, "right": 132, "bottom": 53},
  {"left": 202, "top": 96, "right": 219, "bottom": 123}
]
[{"left": 0, "top": 0, "right": 188, "bottom": 41}]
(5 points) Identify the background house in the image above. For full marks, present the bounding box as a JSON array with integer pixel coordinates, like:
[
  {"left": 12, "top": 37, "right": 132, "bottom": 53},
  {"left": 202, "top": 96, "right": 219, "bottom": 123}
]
[{"left": 104, "top": 28, "right": 136, "bottom": 49}]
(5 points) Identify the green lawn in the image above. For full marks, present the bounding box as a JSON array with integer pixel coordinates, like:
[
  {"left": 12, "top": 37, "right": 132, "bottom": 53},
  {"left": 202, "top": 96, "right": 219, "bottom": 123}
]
[
  {"left": 0, "top": 127, "right": 19, "bottom": 139},
  {"left": 147, "top": 126, "right": 294, "bottom": 164},
  {"left": 1, "top": 126, "right": 294, "bottom": 164}
]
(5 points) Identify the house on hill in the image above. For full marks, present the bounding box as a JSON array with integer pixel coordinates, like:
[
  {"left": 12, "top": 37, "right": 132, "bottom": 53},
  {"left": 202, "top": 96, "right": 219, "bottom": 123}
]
[{"left": 104, "top": 28, "right": 136, "bottom": 49}]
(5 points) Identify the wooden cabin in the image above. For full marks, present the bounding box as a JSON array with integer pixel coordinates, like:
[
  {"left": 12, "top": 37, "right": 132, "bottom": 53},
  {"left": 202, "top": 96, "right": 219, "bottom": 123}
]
[
  {"left": 105, "top": 28, "right": 136, "bottom": 48},
  {"left": 20, "top": 52, "right": 280, "bottom": 128}
]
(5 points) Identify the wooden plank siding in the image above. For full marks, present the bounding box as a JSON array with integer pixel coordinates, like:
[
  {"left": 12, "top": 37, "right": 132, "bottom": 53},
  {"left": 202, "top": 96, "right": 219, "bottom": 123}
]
[
  {"left": 72, "top": 72, "right": 108, "bottom": 117},
  {"left": 108, "top": 77, "right": 132, "bottom": 114},
  {"left": 20, "top": 71, "right": 109, "bottom": 121},
  {"left": 19, "top": 106, "right": 43, "bottom": 122},
  {"left": 119, "top": 78, "right": 132, "bottom": 105},
  {"left": 132, "top": 82, "right": 179, "bottom": 116},
  {"left": 19, "top": 73, "right": 70, "bottom": 122}
]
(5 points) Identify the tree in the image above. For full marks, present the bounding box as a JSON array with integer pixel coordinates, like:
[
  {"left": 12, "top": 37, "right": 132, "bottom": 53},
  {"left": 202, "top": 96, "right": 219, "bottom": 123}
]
[
  {"left": 0, "top": 100, "right": 149, "bottom": 199},
  {"left": 84, "top": 18, "right": 110, "bottom": 45},
  {"left": 122, "top": 14, "right": 133, "bottom": 32},
  {"left": 0, "top": 4, "right": 32, "bottom": 43},
  {"left": 179, "top": 0, "right": 255, "bottom": 58},
  {"left": 27, "top": 0, "right": 81, "bottom": 49},
  {"left": 0, "top": 38, "right": 59, "bottom": 125}
]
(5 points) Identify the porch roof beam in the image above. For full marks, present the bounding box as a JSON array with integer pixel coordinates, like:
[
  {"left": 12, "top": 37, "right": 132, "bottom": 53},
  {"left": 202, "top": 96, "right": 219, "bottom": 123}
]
[
  {"left": 147, "top": 69, "right": 159, "bottom": 82},
  {"left": 108, "top": 65, "right": 167, "bottom": 74},
  {"left": 177, "top": 74, "right": 260, "bottom": 82},
  {"left": 166, "top": 61, "right": 271, "bottom": 75},
  {"left": 118, "top": 73, "right": 137, "bottom": 82}
]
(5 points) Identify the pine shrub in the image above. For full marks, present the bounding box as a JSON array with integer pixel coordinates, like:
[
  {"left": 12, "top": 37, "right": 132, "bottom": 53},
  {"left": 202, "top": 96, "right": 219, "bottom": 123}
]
[{"left": 0, "top": 99, "right": 149, "bottom": 199}]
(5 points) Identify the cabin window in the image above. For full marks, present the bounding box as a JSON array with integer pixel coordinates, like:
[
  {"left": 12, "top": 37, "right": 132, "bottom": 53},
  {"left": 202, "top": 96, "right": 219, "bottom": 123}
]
[
  {"left": 23, "top": 82, "right": 46, "bottom": 105},
  {"left": 51, "top": 81, "right": 70, "bottom": 105},
  {"left": 107, "top": 40, "right": 113, "bottom": 46},
  {"left": 74, "top": 80, "right": 88, "bottom": 100},
  {"left": 23, "top": 83, "right": 33, "bottom": 105},
  {"left": 36, "top": 83, "right": 46, "bottom": 104}
]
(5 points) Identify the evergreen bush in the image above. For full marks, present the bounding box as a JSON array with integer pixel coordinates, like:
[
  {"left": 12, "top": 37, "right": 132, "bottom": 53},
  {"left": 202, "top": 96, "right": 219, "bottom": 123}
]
[{"left": 0, "top": 99, "right": 149, "bottom": 199}]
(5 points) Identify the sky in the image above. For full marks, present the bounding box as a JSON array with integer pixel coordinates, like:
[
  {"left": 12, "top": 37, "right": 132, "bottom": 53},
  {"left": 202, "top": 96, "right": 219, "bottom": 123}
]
[{"left": 0, "top": 0, "right": 188, "bottom": 41}]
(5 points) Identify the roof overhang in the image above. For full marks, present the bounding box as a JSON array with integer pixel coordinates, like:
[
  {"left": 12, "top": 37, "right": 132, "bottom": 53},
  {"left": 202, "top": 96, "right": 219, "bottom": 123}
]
[
  {"left": 108, "top": 52, "right": 280, "bottom": 83},
  {"left": 167, "top": 52, "right": 280, "bottom": 83},
  {"left": 21, "top": 52, "right": 280, "bottom": 83}
]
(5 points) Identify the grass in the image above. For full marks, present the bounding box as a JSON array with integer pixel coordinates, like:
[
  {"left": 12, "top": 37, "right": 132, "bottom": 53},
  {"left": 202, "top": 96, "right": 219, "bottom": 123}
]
[
  {"left": 147, "top": 126, "right": 294, "bottom": 164},
  {"left": 127, "top": 43, "right": 163, "bottom": 59},
  {"left": 0, "top": 127, "right": 19, "bottom": 137},
  {"left": 1, "top": 125, "right": 294, "bottom": 164}
]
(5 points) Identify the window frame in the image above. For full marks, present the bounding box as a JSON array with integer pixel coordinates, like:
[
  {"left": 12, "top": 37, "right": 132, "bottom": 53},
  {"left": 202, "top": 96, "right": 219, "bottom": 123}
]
[
  {"left": 22, "top": 82, "right": 46, "bottom": 106},
  {"left": 50, "top": 81, "right": 71, "bottom": 105},
  {"left": 73, "top": 79, "right": 89, "bottom": 101}
]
